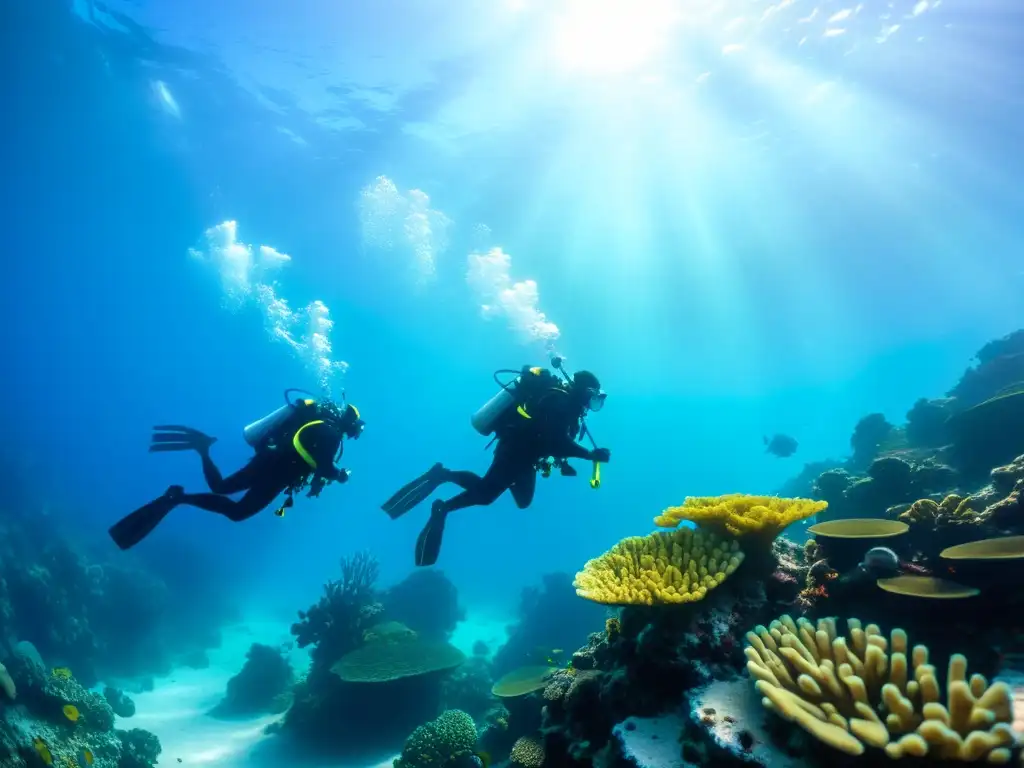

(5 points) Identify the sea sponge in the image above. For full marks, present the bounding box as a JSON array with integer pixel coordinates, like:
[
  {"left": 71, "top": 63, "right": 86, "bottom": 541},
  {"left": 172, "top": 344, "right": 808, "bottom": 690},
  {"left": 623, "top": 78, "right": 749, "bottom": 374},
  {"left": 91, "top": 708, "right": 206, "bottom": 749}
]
[
  {"left": 573, "top": 528, "right": 744, "bottom": 606},
  {"left": 393, "top": 709, "right": 478, "bottom": 768},
  {"left": 510, "top": 735, "right": 546, "bottom": 768},
  {"left": 745, "top": 615, "right": 1016, "bottom": 760},
  {"left": 654, "top": 494, "right": 827, "bottom": 541}
]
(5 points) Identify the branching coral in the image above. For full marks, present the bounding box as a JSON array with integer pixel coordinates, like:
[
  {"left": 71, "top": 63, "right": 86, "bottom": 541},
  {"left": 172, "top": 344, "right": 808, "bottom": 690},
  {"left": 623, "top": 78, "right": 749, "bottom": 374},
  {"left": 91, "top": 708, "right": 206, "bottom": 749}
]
[
  {"left": 745, "top": 615, "right": 1017, "bottom": 760},
  {"left": 573, "top": 528, "right": 744, "bottom": 606},
  {"left": 291, "top": 551, "right": 382, "bottom": 667},
  {"left": 653, "top": 494, "right": 826, "bottom": 541},
  {"left": 393, "top": 709, "right": 478, "bottom": 768}
]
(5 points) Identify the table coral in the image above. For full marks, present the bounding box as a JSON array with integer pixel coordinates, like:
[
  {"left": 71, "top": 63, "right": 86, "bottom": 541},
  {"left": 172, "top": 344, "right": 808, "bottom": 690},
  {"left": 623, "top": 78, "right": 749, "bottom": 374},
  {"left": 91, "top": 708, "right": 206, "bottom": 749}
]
[
  {"left": 653, "top": 494, "right": 826, "bottom": 541},
  {"left": 573, "top": 528, "right": 745, "bottom": 606},
  {"left": 745, "top": 614, "right": 1017, "bottom": 761}
]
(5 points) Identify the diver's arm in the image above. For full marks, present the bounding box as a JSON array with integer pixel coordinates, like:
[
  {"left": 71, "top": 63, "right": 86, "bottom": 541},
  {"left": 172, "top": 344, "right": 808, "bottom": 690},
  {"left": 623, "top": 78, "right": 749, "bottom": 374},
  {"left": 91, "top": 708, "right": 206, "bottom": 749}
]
[
  {"left": 550, "top": 436, "right": 596, "bottom": 461},
  {"left": 533, "top": 393, "right": 597, "bottom": 460}
]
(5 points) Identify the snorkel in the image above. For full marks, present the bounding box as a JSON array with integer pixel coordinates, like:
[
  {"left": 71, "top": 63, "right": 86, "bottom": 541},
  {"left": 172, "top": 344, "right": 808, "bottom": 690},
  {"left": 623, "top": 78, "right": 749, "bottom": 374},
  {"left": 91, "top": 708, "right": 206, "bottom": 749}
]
[{"left": 551, "top": 356, "right": 603, "bottom": 490}]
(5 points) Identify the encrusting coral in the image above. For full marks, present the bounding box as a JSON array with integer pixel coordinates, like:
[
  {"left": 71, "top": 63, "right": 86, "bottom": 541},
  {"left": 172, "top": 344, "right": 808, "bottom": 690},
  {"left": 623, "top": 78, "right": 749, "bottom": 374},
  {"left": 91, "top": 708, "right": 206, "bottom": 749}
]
[
  {"left": 653, "top": 494, "right": 827, "bottom": 541},
  {"left": 573, "top": 528, "right": 745, "bottom": 606},
  {"left": 899, "top": 494, "right": 985, "bottom": 527},
  {"left": 745, "top": 615, "right": 1017, "bottom": 761}
]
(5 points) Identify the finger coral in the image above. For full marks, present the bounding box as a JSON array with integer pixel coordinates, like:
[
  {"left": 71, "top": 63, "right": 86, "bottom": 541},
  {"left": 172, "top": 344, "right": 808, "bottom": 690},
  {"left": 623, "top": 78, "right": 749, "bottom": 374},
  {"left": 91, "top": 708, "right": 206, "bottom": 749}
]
[
  {"left": 653, "top": 494, "right": 826, "bottom": 541},
  {"left": 745, "top": 615, "right": 1017, "bottom": 761},
  {"left": 573, "top": 528, "right": 745, "bottom": 606}
]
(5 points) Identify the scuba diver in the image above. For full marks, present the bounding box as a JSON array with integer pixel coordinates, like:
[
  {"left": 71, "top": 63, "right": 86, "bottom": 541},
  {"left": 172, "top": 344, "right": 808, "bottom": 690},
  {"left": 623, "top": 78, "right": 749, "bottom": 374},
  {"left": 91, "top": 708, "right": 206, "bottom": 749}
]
[
  {"left": 382, "top": 358, "right": 611, "bottom": 567},
  {"left": 108, "top": 390, "right": 365, "bottom": 550}
]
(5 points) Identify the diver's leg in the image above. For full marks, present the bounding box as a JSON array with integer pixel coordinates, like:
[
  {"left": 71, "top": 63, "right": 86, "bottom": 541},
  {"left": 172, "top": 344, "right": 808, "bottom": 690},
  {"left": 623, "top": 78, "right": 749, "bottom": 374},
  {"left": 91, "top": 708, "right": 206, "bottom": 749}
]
[
  {"left": 201, "top": 454, "right": 260, "bottom": 494},
  {"left": 178, "top": 479, "right": 288, "bottom": 522},
  {"left": 438, "top": 452, "right": 522, "bottom": 513},
  {"left": 442, "top": 470, "right": 484, "bottom": 491},
  {"left": 509, "top": 467, "right": 537, "bottom": 509}
]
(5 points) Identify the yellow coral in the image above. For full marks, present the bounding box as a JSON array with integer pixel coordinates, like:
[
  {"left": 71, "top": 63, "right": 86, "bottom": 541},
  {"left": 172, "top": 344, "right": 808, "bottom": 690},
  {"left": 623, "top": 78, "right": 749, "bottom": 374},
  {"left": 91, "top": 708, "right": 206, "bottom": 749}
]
[
  {"left": 654, "top": 494, "right": 826, "bottom": 540},
  {"left": 745, "top": 615, "right": 1016, "bottom": 761},
  {"left": 573, "top": 528, "right": 745, "bottom": 606}
]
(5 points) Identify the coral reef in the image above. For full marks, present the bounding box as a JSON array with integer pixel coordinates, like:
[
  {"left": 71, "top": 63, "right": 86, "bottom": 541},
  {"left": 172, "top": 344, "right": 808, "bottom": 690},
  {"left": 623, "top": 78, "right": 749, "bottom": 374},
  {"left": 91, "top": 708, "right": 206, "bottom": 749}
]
[
  {"left": 393, "top": 709, "right": 478, "bottom": 768},
  {"left": 573, "top": 528, "right": 745, "bottom": 605},
  {"left": 442, "top": 656, "right": 494, "bottom": 722},
  {"left": 291, "top": 550, "right": 382, "bottom": 670},
  {"left": 949, "top": 329, "right": 1024, "bottom": 408},
  {"left": 382, "top": 569, "right": 465, "bottom": 640},
  {"left": 849, "top": 413, "right": 894, "bottom": 469},
  {"left": 492, "top": 572, "right": 605, "bottom": 678},
  {"left": 211, "top": 643, "right": 293, "bottom": 717},
  {"left": 0, "top": 503, "right": 227, "bottom": 687},
  {"left": 284, "top": 570, "right": 465, "bottom": 760},
  {"left": 503, "top": 332, "right": 1024, "bottom": 768},
  {"left": 745, "top": 615, "right": 1016, "bottom": 759},
  {"left": 102, "top": 687, "right": 136, "bottom": 719},
  {"left": 653, "top": 494, "right": 827, "bottom": 542},
  {"left": 0, "top": 651, "right": 161, "bottom": 768}
]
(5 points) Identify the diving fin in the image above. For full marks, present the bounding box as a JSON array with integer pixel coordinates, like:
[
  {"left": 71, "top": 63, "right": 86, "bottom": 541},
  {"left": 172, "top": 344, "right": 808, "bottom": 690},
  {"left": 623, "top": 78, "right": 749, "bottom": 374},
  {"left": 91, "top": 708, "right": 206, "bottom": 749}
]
[
  {"left": 149, "top": 426, "right": 217, "bottom": 453},
  {"left": 382, "top": 463, "right": 446, "bottom": 520},
  {"left": 108, "top": 486, "right": 184, "bottom": 550},
  {"left": 414, "top": 501, "right": 448, "bottom": 567}
]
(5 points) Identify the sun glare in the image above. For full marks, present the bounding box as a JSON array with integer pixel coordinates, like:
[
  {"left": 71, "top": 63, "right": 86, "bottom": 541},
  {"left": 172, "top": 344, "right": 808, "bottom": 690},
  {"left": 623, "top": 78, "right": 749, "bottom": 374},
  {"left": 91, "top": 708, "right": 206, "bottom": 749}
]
[{"left": 549, "top": 0, "right": 682, "bottom": 76}]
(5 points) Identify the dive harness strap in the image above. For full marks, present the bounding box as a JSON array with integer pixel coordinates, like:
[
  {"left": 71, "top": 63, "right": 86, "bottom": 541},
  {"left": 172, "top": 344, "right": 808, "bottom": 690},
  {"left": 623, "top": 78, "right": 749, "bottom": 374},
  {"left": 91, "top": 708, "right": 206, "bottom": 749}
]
[{"left": 275, "top": 418, "right": 325, "bottom": 517}]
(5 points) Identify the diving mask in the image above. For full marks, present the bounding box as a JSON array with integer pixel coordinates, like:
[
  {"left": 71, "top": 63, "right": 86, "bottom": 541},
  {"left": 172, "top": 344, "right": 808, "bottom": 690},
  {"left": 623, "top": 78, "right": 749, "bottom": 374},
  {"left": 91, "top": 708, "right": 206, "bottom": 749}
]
[{"left": 587, "top": 389, "right": 607, "bottom": 412}]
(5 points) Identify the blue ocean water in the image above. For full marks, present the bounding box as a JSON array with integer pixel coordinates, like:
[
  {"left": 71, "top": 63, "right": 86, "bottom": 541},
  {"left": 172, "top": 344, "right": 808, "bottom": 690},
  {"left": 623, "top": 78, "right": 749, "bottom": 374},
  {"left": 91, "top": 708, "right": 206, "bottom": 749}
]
[
  {"left": 1, "top": 3, "right": 1023, "bottom": 761},
  {"left": 3, "top": 0, "right": 1021, "bottom": 613}
]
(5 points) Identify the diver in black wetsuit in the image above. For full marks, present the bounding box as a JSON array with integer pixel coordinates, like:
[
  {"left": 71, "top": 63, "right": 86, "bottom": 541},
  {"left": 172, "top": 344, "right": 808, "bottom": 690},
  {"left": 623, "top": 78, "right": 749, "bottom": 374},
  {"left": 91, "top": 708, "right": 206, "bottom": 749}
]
[
  {"left": 381, "top": 365, "right": 611, "bottom": 567},
  {"left": 109, "top": 392, "right": 365, "bottom": 550}
]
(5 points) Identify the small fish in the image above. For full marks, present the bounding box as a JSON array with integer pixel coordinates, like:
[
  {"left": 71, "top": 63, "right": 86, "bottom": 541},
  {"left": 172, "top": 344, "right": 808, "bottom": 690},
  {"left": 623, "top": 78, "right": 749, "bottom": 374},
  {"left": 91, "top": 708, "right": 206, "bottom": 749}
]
[
  {"left": 63, "top": 704, "right": 80, "bottom": 722},
  {"left": 764, "top": 433, "right": 798, "bottom": 458},
  {"left": 33, "top": 737, "right": 54, "bottom": 765},
  {"left": 79, "top": 748, "right": 94, "bottom": 766},
  {"left": 51, "top": 667, "right": 72, "bottom": 680}
]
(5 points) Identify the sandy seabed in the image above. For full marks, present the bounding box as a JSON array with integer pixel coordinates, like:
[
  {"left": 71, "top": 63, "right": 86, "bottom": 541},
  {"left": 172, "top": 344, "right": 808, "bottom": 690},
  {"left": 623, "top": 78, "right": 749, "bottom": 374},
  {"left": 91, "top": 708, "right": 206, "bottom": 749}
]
[{"left": 124, "top": 613, "right": 510, "bottom": 768}]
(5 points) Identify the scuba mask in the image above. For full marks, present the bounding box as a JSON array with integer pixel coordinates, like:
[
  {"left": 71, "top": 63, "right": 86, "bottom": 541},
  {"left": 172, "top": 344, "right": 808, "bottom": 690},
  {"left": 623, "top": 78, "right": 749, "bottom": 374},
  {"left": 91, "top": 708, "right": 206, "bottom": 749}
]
[
  {"left": 586, "top": 389, "right": 607, "bottom": 412},
  {"left": 322, "top": 401, "right": 365, "bottom": 439}
]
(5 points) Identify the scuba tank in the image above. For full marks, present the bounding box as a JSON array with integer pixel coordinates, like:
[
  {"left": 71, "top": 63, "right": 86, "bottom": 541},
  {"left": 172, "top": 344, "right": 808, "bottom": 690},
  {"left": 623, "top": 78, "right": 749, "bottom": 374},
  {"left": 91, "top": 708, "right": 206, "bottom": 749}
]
[
  {"left": 471, "top": 367, "right": 548, "bottom": 436},
  {"left": 243, "top": 389, "right": 318, "bottom": 448}
]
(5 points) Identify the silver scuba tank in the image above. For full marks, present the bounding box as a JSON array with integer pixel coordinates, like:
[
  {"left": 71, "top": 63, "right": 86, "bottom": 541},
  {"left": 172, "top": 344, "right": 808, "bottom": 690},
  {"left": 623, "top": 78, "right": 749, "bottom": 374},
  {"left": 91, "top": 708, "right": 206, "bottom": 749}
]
[
  {"left": 243, "top": 403, "right": 297, "bottom": 447},
  {"left": 470, "top": 379, "right": 519, "bottom": 436}
]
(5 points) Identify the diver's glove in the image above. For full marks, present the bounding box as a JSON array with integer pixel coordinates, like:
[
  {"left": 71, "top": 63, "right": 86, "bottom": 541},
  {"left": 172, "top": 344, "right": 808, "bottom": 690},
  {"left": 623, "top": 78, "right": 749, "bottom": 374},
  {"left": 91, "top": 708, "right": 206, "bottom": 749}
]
[{"left": 589, "top": 447, "right": 611, "bottom": 463}]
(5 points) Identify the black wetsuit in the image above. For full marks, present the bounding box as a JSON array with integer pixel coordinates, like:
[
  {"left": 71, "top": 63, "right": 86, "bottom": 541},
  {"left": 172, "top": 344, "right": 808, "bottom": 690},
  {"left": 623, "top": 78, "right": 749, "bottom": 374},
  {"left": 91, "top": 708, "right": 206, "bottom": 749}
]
[
  {"left": 109, "top": 418, "right": 346, "bottom": 550},
  {"left": 184, "top": 421, "right": 344, "bottom": 521},
  {"left": 438, "top": 386, "right": 592, "bottom": 513}
]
